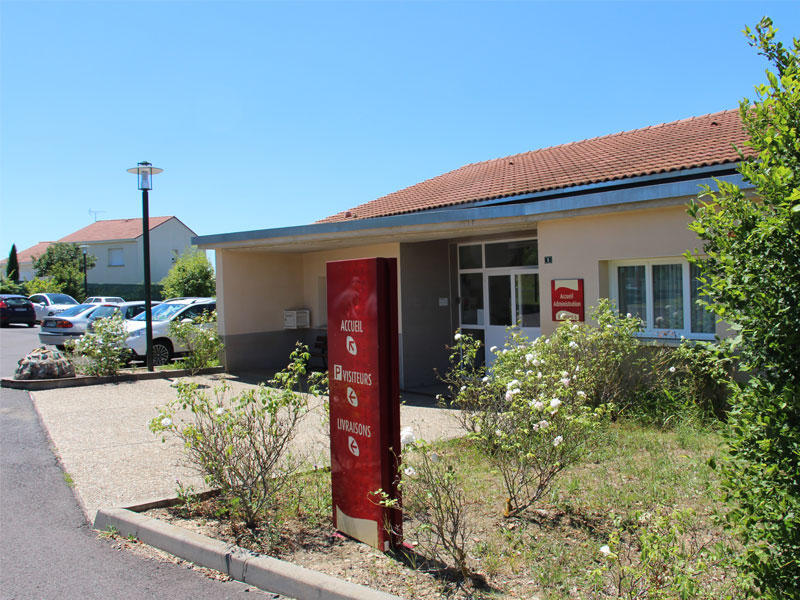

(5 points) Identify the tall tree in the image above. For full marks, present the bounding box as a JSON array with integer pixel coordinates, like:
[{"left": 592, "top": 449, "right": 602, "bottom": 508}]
[
  {"left": 5, "top": 244, "right": 19, "bottom": 282},
  {"left": 32, "top": 242, "right": 96, "bottom": 300},
  {"left": 688, "top": 18, "right": 799, "bottom": 598}
]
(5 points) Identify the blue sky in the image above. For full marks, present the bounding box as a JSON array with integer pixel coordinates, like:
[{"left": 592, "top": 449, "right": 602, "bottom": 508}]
[{"left": 1, "top": 1, "right": 797, "bottom": 258}]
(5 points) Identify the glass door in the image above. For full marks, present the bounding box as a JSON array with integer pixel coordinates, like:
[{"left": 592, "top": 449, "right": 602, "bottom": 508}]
[{"left": 484, "top": 271, "right": 540, "bottom": 366}]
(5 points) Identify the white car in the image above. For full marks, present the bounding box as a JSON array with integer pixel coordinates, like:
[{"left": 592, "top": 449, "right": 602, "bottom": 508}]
[
  {"left": 28, "top": 293, "right": 79, "bottom": 322},
  {"left": 125, "top": 298, "right": 216, "bottom": 365},
  {"left": 85, "top": 296, "right": 125, "bottom": 304}
]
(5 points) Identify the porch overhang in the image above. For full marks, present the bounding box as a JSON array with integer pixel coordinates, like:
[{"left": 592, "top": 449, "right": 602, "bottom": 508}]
[{"left": 193, "top": 165, "right": 750, "bottom": 254}]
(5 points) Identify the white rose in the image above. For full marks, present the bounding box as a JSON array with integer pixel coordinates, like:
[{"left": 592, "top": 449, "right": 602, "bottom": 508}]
[
  {"left": 400, "top": 427, "right": 415, "bottom": 448},
  {"left": 550, "top": 398, "right": 562, "bottom": 409}
]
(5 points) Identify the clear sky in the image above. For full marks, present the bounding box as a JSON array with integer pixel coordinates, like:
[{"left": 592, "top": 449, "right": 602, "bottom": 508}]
[{"left": 1, "top": 1, "right": 797, "bottom": 258}]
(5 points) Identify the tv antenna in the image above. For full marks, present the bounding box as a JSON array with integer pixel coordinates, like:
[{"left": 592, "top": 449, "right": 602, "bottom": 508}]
[{"left": 88, "top": 209, "right": 106, "bottom": 222}]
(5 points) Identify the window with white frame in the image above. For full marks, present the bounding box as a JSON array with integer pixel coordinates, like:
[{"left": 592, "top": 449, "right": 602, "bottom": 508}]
[
  {"left": 609, "top": 258, "right": 716, "bottom": 339},
  {"left": 108, "top": 248, "right": 124, "bottom": 267}
]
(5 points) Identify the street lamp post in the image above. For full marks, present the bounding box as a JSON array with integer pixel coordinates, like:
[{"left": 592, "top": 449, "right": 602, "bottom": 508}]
[
  {"left": 79, "top": 244, "right": 89, "bottom": 298},
  {"left": 127, "top": 161, "right": 163, "bottom": 372}
]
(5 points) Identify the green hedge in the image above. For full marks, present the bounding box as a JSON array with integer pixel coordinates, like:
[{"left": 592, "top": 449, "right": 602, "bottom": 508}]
[{"left": 86, "top": 283, "right": 164, "bottom": 302}]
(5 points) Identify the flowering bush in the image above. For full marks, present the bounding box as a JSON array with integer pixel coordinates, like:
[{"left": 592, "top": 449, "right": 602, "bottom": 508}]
[
  {"left": 377, "top": 434, "right": 473, "bottom": 580},
  {"left": 149, "top": 344, "right": 326, "bottom": 545},
  {"left": 592, "top": 509, "right": 742, "bottom": 599},
  {"left": 168, "top": 309, "right": 223, "bottom": 374},
  {"left": 66, "top": 312, "right": 130, "bottom": 376},
  {"left": 446, "top": 318, "right": 610, "bottom": 518}
]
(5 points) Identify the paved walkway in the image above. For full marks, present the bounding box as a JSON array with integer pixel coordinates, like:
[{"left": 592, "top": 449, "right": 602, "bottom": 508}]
[{"left": 31, "top": 374, "right": 462, "bottom": 522}]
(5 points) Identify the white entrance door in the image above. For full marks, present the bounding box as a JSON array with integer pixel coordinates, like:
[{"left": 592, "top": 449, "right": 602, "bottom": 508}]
[{"left": 484, "top": 271, "right": 541, "bottom": 366}]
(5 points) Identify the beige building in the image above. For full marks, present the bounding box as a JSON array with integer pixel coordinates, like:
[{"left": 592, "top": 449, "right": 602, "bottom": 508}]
[
  {"left": 196, "top": 109, "right": 752, "bottom": 388},
  {"left": 7, "top": 217, "right": 196, "bottom": 290}
]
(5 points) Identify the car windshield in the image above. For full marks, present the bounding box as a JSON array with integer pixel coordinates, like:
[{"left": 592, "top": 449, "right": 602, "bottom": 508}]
[
  {"left": 132, "top": 302, "right": 186, "bottom": 322},
  {"left": 88, "top": 305, "right": 118, "bottom": 319},
  {"left": 49, "top": 294, "right": 78, "bottom": 305},
  {"left": 58, "top": 304, "right": 95, "bottom": 317}
]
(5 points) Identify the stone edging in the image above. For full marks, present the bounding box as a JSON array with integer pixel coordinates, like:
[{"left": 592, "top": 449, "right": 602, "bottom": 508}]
[
  {"left": 93, "top": 507, "right": 403, "bottom": 600},
  {"left": 1, "top": 366, "right": 225, "bottom": 390}
]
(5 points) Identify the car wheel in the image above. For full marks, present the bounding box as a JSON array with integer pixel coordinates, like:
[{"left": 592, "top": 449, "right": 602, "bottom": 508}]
[
  {"left": 27, "top": 322, "right": 36, "bottom": 328},
  {"left": 152, "top": 340, "right": 172, "bottom": 366},
  {"left": 0, "top": 321, "right": 7, "bottom": 328}
]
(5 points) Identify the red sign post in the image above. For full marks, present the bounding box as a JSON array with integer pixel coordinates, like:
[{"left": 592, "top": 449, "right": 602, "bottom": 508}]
[
  {"left": 326, "top": 258, "right": 401, "bottom": 551},
  {"left": 551, "top": 278, "right": 585, "bottom": 322}
]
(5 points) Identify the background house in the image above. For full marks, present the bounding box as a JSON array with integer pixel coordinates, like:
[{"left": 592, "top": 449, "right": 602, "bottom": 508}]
[
  {"left": 195, "top": 109, "right": 753, "bottom": 388},
  {"left": 6, "top": 217, "right": 197, "bottom": 298}
]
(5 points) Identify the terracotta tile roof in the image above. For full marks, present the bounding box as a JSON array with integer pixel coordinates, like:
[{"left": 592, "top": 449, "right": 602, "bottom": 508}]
[
  {"left": 58, "top": 216, "right": 175, "bottom": 243},
  {"left": 319, "top": 109, "right": 749, "bottom": 223},
  {"left": 4, "top": 241, "right": 55, "bottom": 265}
]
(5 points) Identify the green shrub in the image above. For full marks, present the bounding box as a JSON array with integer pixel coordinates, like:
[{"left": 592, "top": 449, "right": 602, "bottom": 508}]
[
  {"left": 686, "top": 19, "right": 800, "bottom": 596},
  {"left": 169, "top": 309, "right": 223, "bottom": 374},
  {"left": 149, "top": 344, "right": 326, "bottom": 547},
  {"left": 66, "top": 313, "right": 130, "bottom": 376},
  {"left": 593, "top": 508, "right": 742, "bottom": 599},
  {"left": 0, "top": 275, "right": 27, "bottom": 295},
  {"left": 160, "top": 249, "right": 215, "bottom": 299},
  {"left": 381, "top": 437, "right": 473, "bottom": 579},
  {"left": 24, "top": 277, "right": 65, "bottom": 295},
  {"left": 446, "top": 321, "right": 609, "bottom": 518}
]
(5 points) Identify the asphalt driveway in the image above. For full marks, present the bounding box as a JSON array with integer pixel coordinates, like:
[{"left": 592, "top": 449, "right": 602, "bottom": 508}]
[{"left": 0, "top": 326, "right": 276, "bottom": 599}]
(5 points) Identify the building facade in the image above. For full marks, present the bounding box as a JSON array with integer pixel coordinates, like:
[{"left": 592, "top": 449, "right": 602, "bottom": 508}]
[{"left": 195, "top": 109, "right": 752, "bottom": 388}]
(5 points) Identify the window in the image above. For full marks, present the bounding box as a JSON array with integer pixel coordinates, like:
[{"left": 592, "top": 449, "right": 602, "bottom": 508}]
[
  {"left": 458, "top": 238, "right": 539, "bottom": 330},
  {"left": 108, "top": 248, "right": 124, "bottom": 267},
  {"left": 610, "top": 258, "right": 716, "bottom": 338}
]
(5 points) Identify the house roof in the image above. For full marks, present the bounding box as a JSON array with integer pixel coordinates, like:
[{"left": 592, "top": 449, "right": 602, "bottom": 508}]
[
  {"left": 5, "top": 217, "right": 194, "bottom": 266},
  {"left": 319, "top": 109, "right": 750, "bottom": 223},
  {"left": 58, "top": 216, "right": 176, "bottom": 243},
  {"left": 8, "top": 241, "right": 56, "bottom": 265}
]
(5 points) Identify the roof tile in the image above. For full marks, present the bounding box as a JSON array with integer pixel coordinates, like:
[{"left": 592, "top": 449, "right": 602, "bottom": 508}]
[
  {"left": 319, "top": 109, "right": 749, "bottom": 223},
  {"left": 58, "top": 216, "right": 174, "bottom": 243}
]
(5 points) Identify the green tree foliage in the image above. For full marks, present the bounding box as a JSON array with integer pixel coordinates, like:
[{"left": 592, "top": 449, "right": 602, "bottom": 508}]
[
  {"left": 0, "top": 275, "right": 27, "bottom": 295},
  {"left": 5, "top": 244, "right": 19, "bottom": 282},
  {"left": 25, "top": 277, "right": 65, "bottom": 295},
  {"left": 687, "top": 18, "right": 800, "bottom": 598},
  {"left": 32, "top": 242, "right": 96, "bottom": 301},
  {"left": 160, "top": 249, "right": 216, "bottom": 299}
]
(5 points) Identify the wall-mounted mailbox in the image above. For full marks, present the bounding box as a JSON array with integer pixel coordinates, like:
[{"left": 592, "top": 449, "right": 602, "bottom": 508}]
[{"left": 283, "top": 309, "right": 310, "bottom": 329}]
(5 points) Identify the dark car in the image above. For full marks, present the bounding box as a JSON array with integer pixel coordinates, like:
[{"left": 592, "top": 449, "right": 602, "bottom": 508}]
[{"left": 0, "top": 294, "right": 37, "bottom": 327}]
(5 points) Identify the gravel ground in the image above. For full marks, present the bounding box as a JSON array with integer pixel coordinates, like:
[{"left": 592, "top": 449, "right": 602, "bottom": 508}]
[{"left": 30, "top": 373, "right": 463, "bottom": 523}]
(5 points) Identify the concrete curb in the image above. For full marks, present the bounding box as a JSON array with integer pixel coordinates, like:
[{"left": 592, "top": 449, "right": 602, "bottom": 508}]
[
  {"left": 94, "top": 507, "right": 403, "bottom": 600},
  {"left": 1, "top": 366, "right": 225, "bottom": 390}
]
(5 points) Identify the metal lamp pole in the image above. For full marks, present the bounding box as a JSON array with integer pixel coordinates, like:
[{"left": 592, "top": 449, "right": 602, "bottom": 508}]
[
  {"left": 80, "top": 245, "right": 88, "bottom": 298},
  {"left": 127, "top": 161, "right": 163, "bottom": 372}
]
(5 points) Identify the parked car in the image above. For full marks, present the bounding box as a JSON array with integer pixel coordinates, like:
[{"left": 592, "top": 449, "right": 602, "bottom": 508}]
[
  {"left": 28, "top": 293, "right": 79, "bottom": 322},
  {"left": 38, "top": 303, "right": 117, "bottom": 349},
  {"left": 85, "top": 296, "right": 125, "bottom": 304},
  {"left": 0, "top": 294, "right": 37, "bottom": 327},
  {"left": 125, "top": 298, "right": 216, "bottom": 365},
  {"left": 85, "top": 301, "right": 158, "bottom": 330}
]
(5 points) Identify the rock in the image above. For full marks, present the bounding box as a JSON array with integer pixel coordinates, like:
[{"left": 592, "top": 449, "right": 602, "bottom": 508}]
[{"left": 14, "top": 346, "right": 76, "bottom": 380}]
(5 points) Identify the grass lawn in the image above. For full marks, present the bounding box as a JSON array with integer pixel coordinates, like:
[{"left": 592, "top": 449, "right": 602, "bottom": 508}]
[{"left": 151, "top": 421, "right": 740, "bottom": 599}]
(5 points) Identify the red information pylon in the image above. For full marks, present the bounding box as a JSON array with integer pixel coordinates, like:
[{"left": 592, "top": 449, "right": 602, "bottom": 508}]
[{"left": 326, "top": 257, "right": 402, "bottom": 551}]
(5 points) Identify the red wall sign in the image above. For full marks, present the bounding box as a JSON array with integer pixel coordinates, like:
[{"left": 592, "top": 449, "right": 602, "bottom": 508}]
[
  {"left": 326, "top": 258, "right": 401, "bottom": 551},
  {"left": 551, "top": 278, "right": 585, "bottom": 322}
]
